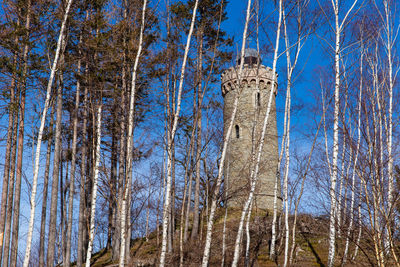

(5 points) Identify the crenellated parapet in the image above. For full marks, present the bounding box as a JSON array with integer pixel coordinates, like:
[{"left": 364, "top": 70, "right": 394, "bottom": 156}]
[{"left": 221, "top": 64, "right": 278, "bottom": 96}]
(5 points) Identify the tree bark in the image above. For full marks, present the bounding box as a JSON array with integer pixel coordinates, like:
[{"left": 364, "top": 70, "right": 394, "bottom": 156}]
[
  {"left": 2, "top": 90, "right": 19, "bottom": 267},
  {"left": 191, "top": 30, "right": 203, "bottom": 240},
  {"left": 113, "top": 0, "right": 128, "bottom": 260},
  {"left": 160, "top": 1, "right": 199, "bottom": 265},
  {"left": 119, "top": 0, "right": 147, "bottom": 265},
  {"left": 113, "top": 66, "right": 126, "bottom": 262},
  {"left": 85, "top": 104, "right": 103, "bottom": 267},
  {"left": 77, "top": 78, "right": 89, "bottom": 267},
  {"left": 232, "top": 1, "right": 282, "bottom": 265},
  {"left": 10, "top": 1, "right": 30, "bottom": 265},
  {"left": 65, "top": 54, "right": 82, "bottom": 267},
  {"left": 0, "top": 49, "right": 18, "bottom": 265},
  {"left": 342, "top": 46, "right": 363, "bottom": 267},
  {"left": 39, "top": 104, "right": 55, "bottom": 267},
  {"left": 23, "top": 0, "right": 72, "bottom": 264},
  {"left": 108, "top": 114, "right": 118, "bottom": 250},
  {"left": 46, "top": 70, "right": 64, "bottom": 267},
  {"left": 201, "top": 0, "right": 252, "bottom": 264},
  {"left": 327, "top": 1, "right": 359, "bottom": 266}
]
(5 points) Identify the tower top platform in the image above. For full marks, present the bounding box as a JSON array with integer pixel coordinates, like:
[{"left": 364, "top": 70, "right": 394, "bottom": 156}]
[{"left": 221, "top": 64, "right": 278, "bottom": 96}]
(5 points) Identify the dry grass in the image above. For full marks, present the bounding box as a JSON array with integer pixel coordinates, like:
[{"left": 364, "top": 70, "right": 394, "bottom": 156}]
[{"left": 87, "top": 211, "right": 381, "bottom": 266}]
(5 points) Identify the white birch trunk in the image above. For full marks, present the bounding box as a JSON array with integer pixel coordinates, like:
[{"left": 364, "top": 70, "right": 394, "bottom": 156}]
[
  {"left": 385, "top": 0, "right": 394, "bottom": 225},
  {"left": 85, "top": 104, "right": 103, "bottom": 267},
  {"left": 381, "top": 0, "right": 395, "bottom": 253},
  {"left": 119, "top": 0, "right": 147, "bottom": 265},
  {"left": 159, "top": 1, "right": 198, "bottom": 266},
  {"left": 328, "top": 4, "right": 341, "bottom": 264},
  {"left": 342, "top": 48, "right": 363, "bottom": 267},
  {"left": 201, "top": 0, "right": 252, "bottom": 265},
  {"left": 337, "top": 131, "right": 347, "bottom": 237},
  {"left": 232, "top": 1, "right": 282, "bottom": 265},
  {"left": 328, "top": 1, "right": 358, "bottom": 266},
  {"left": 360, "top": 54, "right": 384, "bottom": 266},
  {"left": 245, "top": 200, "right": 253, "bottom": 266},
  {"left": 282, "top": 66, "right": 291, "bottom": 267},
  {"left": 352, "top": 185, "right": 363, "bottom": 261},
  {"left": 22, "top": 0, "right": 73, "bottom": 265},
  {"left": 220, "top": 206, "right": 228, "bottom": 267},
  {"left": 269, "top": 2, "right": 284, "bottom": 260},
  {"left": 281, "top": 6, "right": 302, "bottom": 264}
]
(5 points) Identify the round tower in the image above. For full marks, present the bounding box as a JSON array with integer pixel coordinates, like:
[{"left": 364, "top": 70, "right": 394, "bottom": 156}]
[{"left": 222, "top": 49, "right": 281, "bottom": 211}]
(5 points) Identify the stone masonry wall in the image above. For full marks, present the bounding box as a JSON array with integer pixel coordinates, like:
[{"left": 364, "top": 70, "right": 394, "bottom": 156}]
[{"left": 222, "top": 64, "right": 282, "bottom": 212}]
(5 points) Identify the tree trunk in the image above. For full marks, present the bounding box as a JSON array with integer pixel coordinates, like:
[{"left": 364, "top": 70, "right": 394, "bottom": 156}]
[
  {"left": 191, "top": 30, "right": 203, "bottom": 240},
  {"left": 65, "top": 54, "right": 81, "bottom": 266},
  {"left": 232, "top": 1, "right": 282, "bottom": 265},
  {"left": 160, "top": 1, "right": 199, "bottom": 265},
  {"left": 2, "top": 91, "right": 19, "bottom": 267},
  {"left": 85, "top": 104, "right": 103, "bottom": 267},
  {"left": 113, "top": 1, "right": 128, "bottom": 260},
  {"left": 113, "top": 67, "right": 126, "bottom": 262},
  {"left": 201, "top": 0, "right": 252, "bottom": 264},
  {"left": 383, "top": 0, "right": 395, "bottom": 254},
  {"left": 10, "top": 2, "right": 30, "bottom": 266},
  {"left": 60, "top": 141, "right": 66, "bottom": 262},
  {"left": 342, "top": 49, "right": 363, "bottom": 266},
  {"left": 119, "top": 0, "right": 147, "bottom": 265},
  {"left": 77, "top": 81, "right": 89, "bottom": 267},
  {"left": 39, "top": 104, "right": 55, "bottom": 267},
  {"left": 46, "top": 70, "right": 64, "bottom": 266},
  {"left": 125, "top": 182, "right": 132, "bottom": 261},
  {"left": 108, "top": 115, "right": 118, "bottom": 250},
  {"left": 0, "top": 50, "right": 18, "bottom": 265},
  {"left": 220, "top": 206, "right": 228, "bottom": 267},
  {"left": 245, "top": 200, "right": 253, "bottom": 266},
  {"left": 327, "top": 1, "right": 359, "bottom": 266},
  {"left": 281, "top": 6, "right": 304, "bottom": 264},
  {"left": 23, "top": 0, "right": 72, "bottom": 264}
]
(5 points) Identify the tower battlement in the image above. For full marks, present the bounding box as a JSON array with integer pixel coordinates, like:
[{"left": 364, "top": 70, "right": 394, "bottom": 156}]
[{"left": 221, "top": 65, "right": 278, "bottom": 96}]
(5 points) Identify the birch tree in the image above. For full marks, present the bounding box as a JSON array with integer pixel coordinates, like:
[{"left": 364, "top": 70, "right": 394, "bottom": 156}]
[
  {"left": 21, "top": 0, "right": 72, "bottom": 262},
  {"left": 321, "top": 1, "right": 360, "bottom": 265},
  {"left": 119, "top": 0, "right": 147, "bottom": 265},
  {"left": 373, "top": 0, "right": 399, "bottom": 254},
  {"left": 342, "top": 42, "right": 364, "bottom": 267},
  {"left": 38, "top": 104, "right": 55, "bottom": 267},
  {"left": 201, "top": 0, "right": 253, "bottom": 265},
  {"left": 159, "top": 0, "right": 199, "bottom": 265},
  {"left": 281, "top": 0, "right": 309, "bottom": 262},
  {"left": 20, "top": 0, "right": 66, "bottom": 265},
  {"left": 232, "top": 0, "right": 282, "bottom": 264},
  {"left": 85, "top": 104, "right": 103, "bottom": 267}
]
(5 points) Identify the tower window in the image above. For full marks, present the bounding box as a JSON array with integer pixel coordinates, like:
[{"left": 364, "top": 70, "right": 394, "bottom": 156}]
[
  {"left": 235, "top": 125, "right": 240, "bottom": 138},
  {"left": 256, "top": 92, "right": 261, "bottom": 107}
]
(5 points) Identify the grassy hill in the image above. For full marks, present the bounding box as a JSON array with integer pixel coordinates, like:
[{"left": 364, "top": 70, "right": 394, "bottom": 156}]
[{"left": 87, "top": 211, "right": 376, "bottom": 266}]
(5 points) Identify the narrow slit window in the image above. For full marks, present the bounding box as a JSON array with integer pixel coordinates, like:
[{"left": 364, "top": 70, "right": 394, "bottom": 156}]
[
  {"left": 256, "top": 92, "right": 261, "bottom": 106},
  {"left": 235, "top": 125, "right": 240, "bottom": 138}
]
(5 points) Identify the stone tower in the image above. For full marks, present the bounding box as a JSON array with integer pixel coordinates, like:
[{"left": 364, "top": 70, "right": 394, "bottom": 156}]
[{"left": 222, "top": 48, "right": 281, "bottom": 211}]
